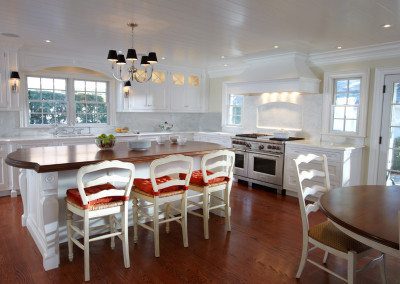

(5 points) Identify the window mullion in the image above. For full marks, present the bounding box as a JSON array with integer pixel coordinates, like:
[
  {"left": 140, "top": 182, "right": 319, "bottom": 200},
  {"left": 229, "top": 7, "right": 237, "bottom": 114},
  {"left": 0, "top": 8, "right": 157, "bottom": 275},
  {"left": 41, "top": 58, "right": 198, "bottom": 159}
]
[{"left": 67, "top": 78, "right": 75, "bottom": 126}]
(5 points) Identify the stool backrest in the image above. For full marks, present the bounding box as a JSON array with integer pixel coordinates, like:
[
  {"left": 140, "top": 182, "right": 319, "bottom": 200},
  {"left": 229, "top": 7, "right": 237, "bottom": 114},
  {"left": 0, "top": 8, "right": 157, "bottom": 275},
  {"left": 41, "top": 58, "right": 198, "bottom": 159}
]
[
  {"left": 77, "top": 160, "right": 135, "bottom": 206},
  {"left": 200, "top": 150, "right": 235, "bottom": 184},
  {"left": 293, "top": 154, "right": 330, "bottom": 231},
  {"left": 150, "top": 154, "right": 194, "bottom": 193}
]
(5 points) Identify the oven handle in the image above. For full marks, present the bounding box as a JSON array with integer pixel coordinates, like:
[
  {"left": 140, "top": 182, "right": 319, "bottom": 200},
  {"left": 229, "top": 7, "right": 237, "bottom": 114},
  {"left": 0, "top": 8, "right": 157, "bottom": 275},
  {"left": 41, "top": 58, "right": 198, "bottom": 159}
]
[{"left": 247, "top": 151, "right": 283, "bottom": 158}]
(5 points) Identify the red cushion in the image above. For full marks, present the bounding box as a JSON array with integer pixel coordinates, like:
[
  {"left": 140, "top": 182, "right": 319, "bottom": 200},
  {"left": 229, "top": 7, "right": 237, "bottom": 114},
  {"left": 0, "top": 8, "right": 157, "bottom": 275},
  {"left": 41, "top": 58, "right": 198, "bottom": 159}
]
[
  {"left": 180, "top": 170, "right": 229, "bottom": 186},
  {"left": 134, "top": 176, "right": 187, "bottom": 196},
  {"left": 66, "top": 183, "right": 127, "bottom": 209}
]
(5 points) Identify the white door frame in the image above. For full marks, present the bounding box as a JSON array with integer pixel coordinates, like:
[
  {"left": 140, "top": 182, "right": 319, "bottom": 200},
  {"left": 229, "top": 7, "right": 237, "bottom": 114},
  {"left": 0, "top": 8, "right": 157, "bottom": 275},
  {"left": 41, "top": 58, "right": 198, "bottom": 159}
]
[{"left": 368, "top": 67, "right": 400, "bottom": 184}]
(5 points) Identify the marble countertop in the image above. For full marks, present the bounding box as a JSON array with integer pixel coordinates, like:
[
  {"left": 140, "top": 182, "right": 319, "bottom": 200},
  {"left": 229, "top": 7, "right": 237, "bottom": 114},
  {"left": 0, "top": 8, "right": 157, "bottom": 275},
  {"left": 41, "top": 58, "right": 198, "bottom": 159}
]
[{"left": 285, "top": 140, "right": 365, "bottom": 151}]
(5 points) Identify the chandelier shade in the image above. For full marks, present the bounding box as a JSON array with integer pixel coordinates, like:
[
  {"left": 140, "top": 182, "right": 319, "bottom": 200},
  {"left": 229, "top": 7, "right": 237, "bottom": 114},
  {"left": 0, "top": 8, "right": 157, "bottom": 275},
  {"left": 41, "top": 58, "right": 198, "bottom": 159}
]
[
  {"left": 116, "top": 54, "right": 126, "bottom": 65},
  {"left": 147, "top": 52, "right": 158, "bottom": 64},
  {"left": 126, "top": 49, "right": 137, "bottom": 61},
  {"left": 140, "top": 56, "right": 150, "bottom": 66},
  {"left": 124, "top": 81, "right": 131, "bottom": 87},
  {"left": 107, "top": 50, "right": 118, "bottom": 62}
]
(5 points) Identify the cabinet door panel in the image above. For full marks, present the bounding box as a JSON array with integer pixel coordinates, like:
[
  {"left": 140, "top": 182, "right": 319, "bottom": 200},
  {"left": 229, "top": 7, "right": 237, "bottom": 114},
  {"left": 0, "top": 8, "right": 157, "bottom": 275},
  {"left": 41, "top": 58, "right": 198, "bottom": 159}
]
[{"left": 130, "top": 81, "right": 149, "bottom": 110}]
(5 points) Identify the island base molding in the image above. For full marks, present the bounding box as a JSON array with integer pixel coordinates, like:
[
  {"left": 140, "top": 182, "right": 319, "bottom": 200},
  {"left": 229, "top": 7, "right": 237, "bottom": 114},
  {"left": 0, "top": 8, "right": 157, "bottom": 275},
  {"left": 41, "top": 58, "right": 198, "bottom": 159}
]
[{"left": 24, "top": 170, "right": 60, "bottom": 271}]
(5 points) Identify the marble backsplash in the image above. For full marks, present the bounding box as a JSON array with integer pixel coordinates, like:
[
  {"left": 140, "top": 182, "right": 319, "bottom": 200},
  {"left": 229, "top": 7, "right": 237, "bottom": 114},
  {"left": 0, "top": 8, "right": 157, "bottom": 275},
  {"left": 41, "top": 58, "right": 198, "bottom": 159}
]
[{"left": 0, "top": 111, "right": 222, "bottom": 137}]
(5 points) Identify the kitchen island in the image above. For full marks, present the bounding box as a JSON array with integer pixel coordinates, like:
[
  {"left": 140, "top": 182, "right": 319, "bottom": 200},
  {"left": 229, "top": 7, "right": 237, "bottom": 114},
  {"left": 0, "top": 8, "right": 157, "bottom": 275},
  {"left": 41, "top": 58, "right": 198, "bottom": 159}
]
[{"left": 6, "top": 141, "right": 230, "bottom": 271}]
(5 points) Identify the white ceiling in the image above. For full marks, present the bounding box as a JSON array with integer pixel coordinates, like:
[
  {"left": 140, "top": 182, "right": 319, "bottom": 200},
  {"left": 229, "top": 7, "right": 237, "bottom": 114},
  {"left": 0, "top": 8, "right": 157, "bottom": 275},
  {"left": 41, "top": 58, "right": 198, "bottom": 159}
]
[{"left": 1, "top": 0, "right": 400, "bottom": 68}]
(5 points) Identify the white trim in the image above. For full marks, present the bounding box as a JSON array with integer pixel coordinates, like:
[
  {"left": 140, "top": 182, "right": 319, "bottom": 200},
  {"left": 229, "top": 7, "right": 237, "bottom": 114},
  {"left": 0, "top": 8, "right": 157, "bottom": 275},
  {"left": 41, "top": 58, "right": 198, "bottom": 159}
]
[
  {"left": 322, "top": 70, "right": 369, "bottom": 138},
  {"left": 309, "top": 41, "right": 400, "bottom": 66},
  {"left": 368, "top": 67, "right": 400, "bottom": 185},
  {"left": 225, "top": 94, "right": 244, "bottom": 127}
]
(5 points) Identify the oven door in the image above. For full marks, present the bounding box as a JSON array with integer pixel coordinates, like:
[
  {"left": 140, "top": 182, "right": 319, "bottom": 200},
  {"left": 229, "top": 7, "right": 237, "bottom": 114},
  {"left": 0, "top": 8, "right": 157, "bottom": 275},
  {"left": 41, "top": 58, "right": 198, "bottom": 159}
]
[
  {"left": 248, "top": 152, "right": 283, "bottom": 186},
  {"left": 234, "top": 150, "right": 248, "bottom": 177}
]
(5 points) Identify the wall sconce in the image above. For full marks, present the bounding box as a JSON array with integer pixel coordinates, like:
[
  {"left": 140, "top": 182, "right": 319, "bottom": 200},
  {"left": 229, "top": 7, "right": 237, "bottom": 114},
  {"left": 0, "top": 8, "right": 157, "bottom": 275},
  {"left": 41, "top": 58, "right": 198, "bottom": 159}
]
[
  {"left": 123, "top": 81, "right": 131, "bottom": 98},
  {"left": 10, "top": 71, "right": 20, "bottom": 94}
]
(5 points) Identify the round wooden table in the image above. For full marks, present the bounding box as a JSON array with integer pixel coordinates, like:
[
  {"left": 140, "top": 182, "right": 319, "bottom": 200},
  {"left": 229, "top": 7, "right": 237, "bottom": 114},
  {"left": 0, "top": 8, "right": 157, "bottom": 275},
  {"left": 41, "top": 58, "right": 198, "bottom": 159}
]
[{"left": 319, "top": 185, "right": 400, "bottom": 257}]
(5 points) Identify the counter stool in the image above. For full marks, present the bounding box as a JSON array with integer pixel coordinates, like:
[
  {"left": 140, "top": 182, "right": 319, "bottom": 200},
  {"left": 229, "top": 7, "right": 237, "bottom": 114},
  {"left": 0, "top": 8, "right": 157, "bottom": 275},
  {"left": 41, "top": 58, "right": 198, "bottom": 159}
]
[
  {"left": 184, "top": 150, "right": 235, "bottom": 239},
  {"left": 132, "top": 154, "right": 193, "bottom": 257},
  {"left": 65, "top": 160, "right": 135, "bottom": 281}
]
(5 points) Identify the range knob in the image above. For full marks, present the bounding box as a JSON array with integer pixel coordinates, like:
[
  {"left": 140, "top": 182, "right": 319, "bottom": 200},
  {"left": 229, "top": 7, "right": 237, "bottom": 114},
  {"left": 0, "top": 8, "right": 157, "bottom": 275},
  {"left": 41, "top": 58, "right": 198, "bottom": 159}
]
[
  {"left": 267, "top": 145, "right": 272, "bottom": 149},
  {"left": 246, "top": 142, "right": 252, "bottom": 148},
  {"left": 259, "top": 144, "right": 265, "bottom": 150}
]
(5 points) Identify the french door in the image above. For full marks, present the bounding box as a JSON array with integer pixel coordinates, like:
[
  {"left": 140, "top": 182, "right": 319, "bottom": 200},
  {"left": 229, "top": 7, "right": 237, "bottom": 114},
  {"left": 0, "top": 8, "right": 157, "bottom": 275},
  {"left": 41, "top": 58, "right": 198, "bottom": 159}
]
[{"left": 378, "top": 74, "right": 400, "bottom": 185}]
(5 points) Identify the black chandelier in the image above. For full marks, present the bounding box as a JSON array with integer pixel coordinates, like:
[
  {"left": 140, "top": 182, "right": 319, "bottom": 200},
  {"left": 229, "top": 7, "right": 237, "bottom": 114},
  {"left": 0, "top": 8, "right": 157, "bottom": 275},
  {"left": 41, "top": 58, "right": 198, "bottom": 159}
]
[{"left": 107, "top": 22, "right": 158, "bottom": 83}]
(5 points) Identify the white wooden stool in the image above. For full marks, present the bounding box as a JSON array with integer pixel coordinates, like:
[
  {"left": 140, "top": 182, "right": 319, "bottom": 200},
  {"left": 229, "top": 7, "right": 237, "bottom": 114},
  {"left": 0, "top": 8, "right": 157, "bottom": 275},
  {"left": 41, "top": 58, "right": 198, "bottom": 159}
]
[
  {"left": 185, "top": 150, "right": 235, "bottom": 239},
  {"left": 131, "top": 154, "right": 193, "bottom": 257},
  {"left": 65, "top": 160, "right": 135, "bottom": 281}
]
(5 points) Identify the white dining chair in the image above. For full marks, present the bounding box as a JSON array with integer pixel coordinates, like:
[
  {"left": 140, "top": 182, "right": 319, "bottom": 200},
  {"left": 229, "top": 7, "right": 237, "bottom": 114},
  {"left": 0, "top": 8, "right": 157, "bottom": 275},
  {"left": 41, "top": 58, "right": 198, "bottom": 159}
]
[
  {"left": 65, "top": 160, "right": 135, "bottom": 281},
  {"left": 294, "top": 154, "right": 386, "bottom": 284},
  {"left": 185, "top": 150, "right": 235, "bottom": 239},
  {"left": 132, "top": 154, "right": 193, "bottom": 257}
]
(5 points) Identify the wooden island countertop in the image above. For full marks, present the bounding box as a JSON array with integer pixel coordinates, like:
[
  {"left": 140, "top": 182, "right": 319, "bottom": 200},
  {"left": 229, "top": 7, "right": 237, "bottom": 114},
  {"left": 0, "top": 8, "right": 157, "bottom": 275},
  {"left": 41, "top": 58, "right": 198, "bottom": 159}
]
[{"left": 6, "top": 141, "right": 231, "bottom": 173}]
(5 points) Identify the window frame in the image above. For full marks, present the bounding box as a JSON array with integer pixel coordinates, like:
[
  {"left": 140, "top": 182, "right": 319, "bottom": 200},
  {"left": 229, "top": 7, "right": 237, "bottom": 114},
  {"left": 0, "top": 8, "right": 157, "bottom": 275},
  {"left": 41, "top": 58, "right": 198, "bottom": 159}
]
[
  {"left": 226, "top": 94, "right": 244, "bottom": 127},
  {"left": 322, "top": 70, "right": 369, "bottom": 137},
  {"left": 20, "top": 72, "right": 115, "bottom": 128}
]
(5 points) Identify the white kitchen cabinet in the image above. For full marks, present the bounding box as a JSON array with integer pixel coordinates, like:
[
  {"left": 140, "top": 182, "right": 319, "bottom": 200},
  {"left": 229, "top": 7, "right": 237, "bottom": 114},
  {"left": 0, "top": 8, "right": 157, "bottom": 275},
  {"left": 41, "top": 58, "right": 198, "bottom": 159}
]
[
  {"left": 283, "top": 142, "right": 363, "bottom": 195},
  {"left": 170, "top": 72, "right": 203, "bottom": 112}
]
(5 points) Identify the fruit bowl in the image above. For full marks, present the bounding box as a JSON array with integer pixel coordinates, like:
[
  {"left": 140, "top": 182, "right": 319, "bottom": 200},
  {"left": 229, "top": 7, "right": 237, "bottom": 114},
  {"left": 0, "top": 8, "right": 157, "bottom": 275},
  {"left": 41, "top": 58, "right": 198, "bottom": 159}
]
[{"left": 95, "top": 134, "right": 116, "bottom": 150}]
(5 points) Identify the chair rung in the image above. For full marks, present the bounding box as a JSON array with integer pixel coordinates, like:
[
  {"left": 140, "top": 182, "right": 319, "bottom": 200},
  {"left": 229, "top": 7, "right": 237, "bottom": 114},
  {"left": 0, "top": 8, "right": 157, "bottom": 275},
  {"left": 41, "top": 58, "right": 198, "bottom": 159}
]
[
  {"left": 89, "top": 231, "right": 121, "bottom": 242},
  {"left": 159, "top": 216, "right": 182, "bottom": 224},
  {"left": 307, "top": 259, "right": 347, "bottom": 282},
  {"left": 209, "top": 204, "right": 226, "bottom": 210},
  {"left": 139, "top": 222, "right": 154, "bottom": 232},
  {"left": 71, "top": 237, "right": 84, "bottom": 250},
  {"left": 187, "top": 193, "right": 203, "bottom": 199},
  {"left": 188, "top": 211, "right": 203, "bottom": 217},
  {"left": 70, "top": 224, "right": 84, "bottom": 236}
]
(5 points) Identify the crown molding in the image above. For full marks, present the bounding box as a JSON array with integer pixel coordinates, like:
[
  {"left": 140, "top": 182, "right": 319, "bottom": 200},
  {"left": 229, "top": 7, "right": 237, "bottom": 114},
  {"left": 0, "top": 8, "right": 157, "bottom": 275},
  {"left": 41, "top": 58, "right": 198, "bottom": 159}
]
[{"left": 309, "top": 41, "right": 400, "bottom": 66}]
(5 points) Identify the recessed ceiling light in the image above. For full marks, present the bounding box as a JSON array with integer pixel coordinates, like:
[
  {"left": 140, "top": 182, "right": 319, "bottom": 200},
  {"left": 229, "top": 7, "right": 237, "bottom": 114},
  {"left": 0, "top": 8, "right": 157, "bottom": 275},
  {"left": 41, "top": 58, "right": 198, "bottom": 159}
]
[
  {"left": 273, "top": 45, "right": 279, "bottom": 49},
  {"left": 45, "top": 40, "right": 51, "bottom": 43},
  {"left": 223, "top": 64, "right": 228, "bottom": 67},
  {"left": 336, "top": 46, "right": 342, "bottom": 50},
  {"left": 161, "top": 56, "right": 166, "bottom": 60},
  {"left": 221, "top": 55, "right": 225, "bottom": 59},
  {"left": 1, "top": 33, "right": 19, "bottom": 38},
  {"left": 118, "top": 50, "right": 122, "bottom": 53},
  {"left": 382, "top": 24, "right": 392, "bottom": 28}
]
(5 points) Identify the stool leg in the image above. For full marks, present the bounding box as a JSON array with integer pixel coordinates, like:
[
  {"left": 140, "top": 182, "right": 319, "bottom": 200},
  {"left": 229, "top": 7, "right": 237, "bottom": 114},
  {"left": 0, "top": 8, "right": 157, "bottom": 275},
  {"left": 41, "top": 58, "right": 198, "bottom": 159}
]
[
  {"left": 84, "top": 211, "right": 90, "bottom": 282},
  {"left": 66, "top": 208, "right": 73, "bottom": 261},
  {"left": 109, "top": 215, "right": 115, "bottom": 249},
  {"left": 132, "top": 196, "right": 138, "bottom": 244},
  {"left": 165, "top": 203, "right": 170, "bottom": 233},
  {"left": 203, "top": 187, "right": 210, "bottom": 239},
  {"left": 153, "top": 197, "right": 160, "bottom": 257},
  {"left": 181, "top": 192, "right": 188, "bottom": 247},
  {"left": 224, "top": 186, "right": 231, "bottom": 232},
  {"left": 121, "top": 202, "right": 130, "bottom": 268}
]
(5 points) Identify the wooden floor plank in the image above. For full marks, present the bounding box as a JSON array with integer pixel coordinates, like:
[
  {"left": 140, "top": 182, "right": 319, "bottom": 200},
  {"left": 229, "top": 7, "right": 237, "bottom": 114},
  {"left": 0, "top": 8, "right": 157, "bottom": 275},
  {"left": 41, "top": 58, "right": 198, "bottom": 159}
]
[{"left": 0, "top": 183, "right": 399, "bottom": 283}]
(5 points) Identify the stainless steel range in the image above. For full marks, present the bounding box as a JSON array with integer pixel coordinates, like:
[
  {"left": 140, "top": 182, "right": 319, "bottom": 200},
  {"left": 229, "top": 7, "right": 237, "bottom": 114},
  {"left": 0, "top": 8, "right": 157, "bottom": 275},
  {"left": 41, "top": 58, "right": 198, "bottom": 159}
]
[{"left": 232, "top": 133, "right": 304, "bottom": 195}]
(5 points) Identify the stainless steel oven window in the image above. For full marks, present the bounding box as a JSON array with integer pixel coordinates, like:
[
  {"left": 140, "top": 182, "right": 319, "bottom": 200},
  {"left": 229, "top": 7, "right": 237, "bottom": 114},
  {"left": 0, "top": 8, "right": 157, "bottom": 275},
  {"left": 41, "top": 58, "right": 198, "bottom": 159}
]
[
  {"left": 235, "top": 152, "right": 245, "bottom": 169},
  {"left": 253, "top": 157, "right": 276, "bottom": 175}
]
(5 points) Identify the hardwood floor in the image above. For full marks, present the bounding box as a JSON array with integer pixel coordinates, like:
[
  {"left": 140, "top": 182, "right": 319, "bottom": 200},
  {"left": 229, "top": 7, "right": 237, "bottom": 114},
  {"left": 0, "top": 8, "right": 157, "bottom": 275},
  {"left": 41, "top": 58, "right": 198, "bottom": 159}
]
[{"left": 0, "top": 183, "right": 399, "bottom": 283}]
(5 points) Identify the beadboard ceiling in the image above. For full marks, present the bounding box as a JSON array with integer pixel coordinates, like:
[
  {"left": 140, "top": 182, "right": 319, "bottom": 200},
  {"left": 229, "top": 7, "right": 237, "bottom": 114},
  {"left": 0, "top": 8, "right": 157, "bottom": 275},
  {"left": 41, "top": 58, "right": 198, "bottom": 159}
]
[{"left": 1, "top": 0, "right": 400, "bottom": 68}]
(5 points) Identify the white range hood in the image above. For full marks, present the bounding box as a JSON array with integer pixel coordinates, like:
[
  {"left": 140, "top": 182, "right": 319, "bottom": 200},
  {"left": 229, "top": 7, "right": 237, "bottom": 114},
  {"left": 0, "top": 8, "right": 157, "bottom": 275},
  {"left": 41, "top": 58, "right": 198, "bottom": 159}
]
[{"left": 225, "top": 53, "right": 320, "bottom": 94}]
